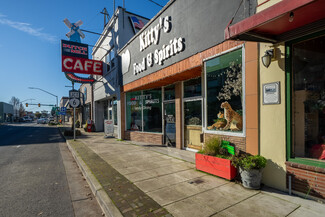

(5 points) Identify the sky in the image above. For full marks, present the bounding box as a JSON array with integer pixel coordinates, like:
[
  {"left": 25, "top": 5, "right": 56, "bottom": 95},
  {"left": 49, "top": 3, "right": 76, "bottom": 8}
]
[{"left": 0, "top": 0, "right": 167, "bottom": 112}]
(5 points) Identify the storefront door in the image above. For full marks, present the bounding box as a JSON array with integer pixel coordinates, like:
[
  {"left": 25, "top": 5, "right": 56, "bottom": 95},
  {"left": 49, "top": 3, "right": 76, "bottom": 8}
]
[
  {"left": 184, "top": 99, "right": 202, "bottom": 150},
  {"left": 164, "top": 102, "right": 176, "bottom": 147}
]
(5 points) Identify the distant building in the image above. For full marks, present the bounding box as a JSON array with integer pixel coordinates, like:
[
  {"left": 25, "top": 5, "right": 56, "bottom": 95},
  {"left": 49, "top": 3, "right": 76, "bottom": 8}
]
[
  {"left": 92, "top": 6, "right": 150, "bottom": 137},
  {"left": 0, "top": 102, "right": 14, "bottom": 123}
]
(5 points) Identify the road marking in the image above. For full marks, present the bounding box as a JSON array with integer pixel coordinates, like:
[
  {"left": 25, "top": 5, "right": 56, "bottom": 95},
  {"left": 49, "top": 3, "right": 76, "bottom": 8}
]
[{"left": 17, "top": 145, "right": 21, "bottom": 148}]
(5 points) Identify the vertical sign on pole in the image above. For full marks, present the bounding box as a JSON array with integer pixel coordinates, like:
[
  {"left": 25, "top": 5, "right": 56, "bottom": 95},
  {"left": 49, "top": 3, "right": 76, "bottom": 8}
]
[{"left": 69, "top": 90, "right": 80, "bottom": 141}]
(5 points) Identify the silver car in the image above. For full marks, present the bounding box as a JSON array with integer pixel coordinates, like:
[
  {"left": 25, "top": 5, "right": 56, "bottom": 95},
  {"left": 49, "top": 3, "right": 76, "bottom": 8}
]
[{"left": 37, "top": 118, "right": 47, "bottom": 124}]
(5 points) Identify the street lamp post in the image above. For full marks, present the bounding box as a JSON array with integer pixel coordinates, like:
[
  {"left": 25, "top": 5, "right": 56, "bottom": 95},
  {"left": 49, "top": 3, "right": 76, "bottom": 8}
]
[
  {"left": 28, "top": 87, "right": 58, "bottom": 107},
  {"left": 28, "top": 87, "right": 58, "bottom": 121}
]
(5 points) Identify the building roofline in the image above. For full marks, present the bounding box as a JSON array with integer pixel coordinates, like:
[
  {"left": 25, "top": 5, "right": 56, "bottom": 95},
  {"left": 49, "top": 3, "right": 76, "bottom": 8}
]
[{"left": 118, "top": 0, "right": 175, "bottom": 54}]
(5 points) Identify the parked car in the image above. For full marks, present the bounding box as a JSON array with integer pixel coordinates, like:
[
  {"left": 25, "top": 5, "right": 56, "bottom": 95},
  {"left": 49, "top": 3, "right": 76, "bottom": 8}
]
[
  {"left": 49, "top": 117, "right": 54, "bottom": 122},
  {"left": 37, "top": 118, "right": 47, "bottom": 124},
  {"left": 23, "top": 116, "right": 32, "bottom": 122}
]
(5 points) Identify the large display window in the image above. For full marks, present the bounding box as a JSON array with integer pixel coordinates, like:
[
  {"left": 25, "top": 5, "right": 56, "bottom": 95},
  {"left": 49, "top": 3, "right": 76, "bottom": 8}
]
[
  {"left": 126, "top": 89, "right": 162, "bottom": 133},
  {"left": 289, "top": 33, "right": 325, "bottom": 162},
  {"left": 205, "top": 48, "right": 243, "bottom": 133}
]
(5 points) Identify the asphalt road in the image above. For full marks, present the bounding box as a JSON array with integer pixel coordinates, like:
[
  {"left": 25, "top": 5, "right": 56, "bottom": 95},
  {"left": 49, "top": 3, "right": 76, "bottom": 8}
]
[{"left": 0, "top": 122, "right": 102, "bottom": 217}]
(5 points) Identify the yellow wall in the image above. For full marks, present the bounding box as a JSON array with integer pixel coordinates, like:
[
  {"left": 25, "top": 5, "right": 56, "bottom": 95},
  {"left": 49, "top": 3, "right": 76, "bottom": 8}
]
[
  {"left": 257, "top": 0, "right": 282, "bottom": 12},
  {"left": 259, "top": 43, "right": 287, "bottom": 191}
]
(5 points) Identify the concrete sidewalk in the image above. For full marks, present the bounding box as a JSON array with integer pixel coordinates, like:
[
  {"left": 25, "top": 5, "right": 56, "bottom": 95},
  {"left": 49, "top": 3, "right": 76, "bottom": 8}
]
[{"left": 63, "top": 129, "right": 325, "bottom": 217}]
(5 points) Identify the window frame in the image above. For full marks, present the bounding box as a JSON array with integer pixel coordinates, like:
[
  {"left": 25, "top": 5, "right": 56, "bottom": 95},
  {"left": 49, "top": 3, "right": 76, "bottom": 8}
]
[
  {"left": 203, "top": 45, "right": 246, "bottom": 137},
  {"left": 286, "top": 30, "right": 325, "bottom": 168},
  {"left": 106, "top": 47, "right": 116, "bottom": 73}
]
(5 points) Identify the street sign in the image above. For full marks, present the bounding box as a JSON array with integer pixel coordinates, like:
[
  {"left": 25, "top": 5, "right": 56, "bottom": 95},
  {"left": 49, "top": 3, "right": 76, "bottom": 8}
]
[
  {"left": 59, "top": 111, "right": 66, "bottom": 115},
  {"left": 69, "top": 90, "right": 80, "bottom": 99},
  {"left": 61, "top": 107, "right": 67, "bottom": 112},
  {"left": 61, "top": 40, "right": 88, "bottom": 59},
  {"left": 69, "top": 98, "right": 80, "bottom": 108}
]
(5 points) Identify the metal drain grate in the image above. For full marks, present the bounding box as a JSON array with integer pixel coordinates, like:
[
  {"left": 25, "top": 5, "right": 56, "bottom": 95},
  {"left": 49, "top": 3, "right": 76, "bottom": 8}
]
[{"left": 188, "top": 178, "right": 204, "bottom": 184}]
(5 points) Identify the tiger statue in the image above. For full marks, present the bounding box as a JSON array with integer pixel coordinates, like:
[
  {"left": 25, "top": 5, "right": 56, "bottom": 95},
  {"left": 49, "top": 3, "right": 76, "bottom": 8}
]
[
  {"left": 220, "top": 101, "right": 242, "bottom": 131},
  {"left": 207, "top": 111, "right": 226, "bottom": 130}
]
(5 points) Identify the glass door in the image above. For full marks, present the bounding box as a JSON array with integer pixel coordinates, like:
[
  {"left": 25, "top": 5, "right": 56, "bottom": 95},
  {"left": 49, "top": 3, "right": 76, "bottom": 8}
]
[
  {"left": 184, "top": 99, "right": 202, "bottom": 150},
  {"left": 164, "top": 102, "right": 176, "bottom": 147}
]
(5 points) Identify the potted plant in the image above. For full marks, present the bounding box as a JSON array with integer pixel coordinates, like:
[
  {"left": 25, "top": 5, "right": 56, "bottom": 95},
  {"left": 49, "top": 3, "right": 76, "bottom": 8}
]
[
  {"left": 195, "top": 138, "right": 237, "bottom": 180},
  {"left": 231, "top": 154, "right": 267, "bottom": 189}
]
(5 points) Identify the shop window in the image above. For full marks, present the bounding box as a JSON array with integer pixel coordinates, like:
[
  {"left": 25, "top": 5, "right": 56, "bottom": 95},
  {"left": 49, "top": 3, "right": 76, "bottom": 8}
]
[
  {"left": 84, "top": 87, "right": 87, "bottom": 102},
  {"left": 184, "top": 77, "right": 201, "bottom": 98},
  {"left": 143, "top": 89, "right": 162, "bottom": 133},
  {"left": 292, "top": 34, "right": 325, "bottom": 161},
  {"left": 106, "top": 48, "right": 115, "bottom": 72},
  {"left": 205, "top": 48, "right": 243, "bottom": 133},
  {"left": 184, "top": 100, "right": 202, "bottom": 126},
  {"left": 164, "top": 84, "right": 175, "bottom": 101},
  {"left": 126, "top": 89, "right": 162, "bottom": 133},
  {"left": 113, "top": 100, "right": 118, "bottom": 126},
  {"left": 103, "top": 101, "right": 108, "bottom": 120},
  {"left": 126, "top": 91, "right": 143, "bottom": 131}
]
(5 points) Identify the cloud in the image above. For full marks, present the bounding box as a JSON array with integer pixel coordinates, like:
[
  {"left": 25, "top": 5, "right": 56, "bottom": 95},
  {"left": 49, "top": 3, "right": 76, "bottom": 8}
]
[{"left": 0, "top": 14, "right": 57, "bottom": 43}]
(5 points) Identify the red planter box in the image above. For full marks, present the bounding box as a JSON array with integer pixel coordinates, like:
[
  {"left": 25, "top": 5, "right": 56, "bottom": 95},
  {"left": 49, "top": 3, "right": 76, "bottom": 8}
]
[{"left": 195, "top": 153, "right": 237, "bottom": 180}]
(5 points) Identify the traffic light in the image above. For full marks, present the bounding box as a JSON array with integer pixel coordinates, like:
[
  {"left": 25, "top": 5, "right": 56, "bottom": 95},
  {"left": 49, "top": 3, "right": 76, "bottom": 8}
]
[
  {"left": 25, "top": 103, "right": 28, "bottom": 107},
  {"left": 38, "top": 103, "right": 41, "bottom": 107}
]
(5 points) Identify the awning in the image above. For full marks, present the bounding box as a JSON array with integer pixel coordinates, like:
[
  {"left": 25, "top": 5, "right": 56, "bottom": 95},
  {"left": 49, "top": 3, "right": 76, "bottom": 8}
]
[{"left": 225, "top": 0, "right": 325, "bottom": 43}]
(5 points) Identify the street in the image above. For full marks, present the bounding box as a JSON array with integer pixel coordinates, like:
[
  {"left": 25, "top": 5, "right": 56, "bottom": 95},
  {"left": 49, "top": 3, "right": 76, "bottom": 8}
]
[{"left": 0, "top": 122, "right": 103, "bottom": 217}]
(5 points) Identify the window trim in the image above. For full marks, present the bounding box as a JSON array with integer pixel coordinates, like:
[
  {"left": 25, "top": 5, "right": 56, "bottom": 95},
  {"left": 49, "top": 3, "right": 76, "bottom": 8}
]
[
  {"left": 203, "top": 45, "right": 246, "bottom": 138},
  {"left": 286, "top": 30, "right": 325, "bottom": 168}
]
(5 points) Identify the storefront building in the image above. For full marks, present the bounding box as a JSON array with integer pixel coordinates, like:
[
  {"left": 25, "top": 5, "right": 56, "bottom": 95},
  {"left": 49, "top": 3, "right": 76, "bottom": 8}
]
[
  {"left": 79, "top": 83, "right": 92, "bottom": 125},
  {"left": 225, "top": 0, "right": 325, "bottom": 200},
  {"left": 0, "top": 102, "right": 14, "bottom": 123},
  {"left": 92, "top": 7, "right": 149, "bottom": 137},
  {"left": 119, "top": 0, "right": 259, "bottom": 153}
]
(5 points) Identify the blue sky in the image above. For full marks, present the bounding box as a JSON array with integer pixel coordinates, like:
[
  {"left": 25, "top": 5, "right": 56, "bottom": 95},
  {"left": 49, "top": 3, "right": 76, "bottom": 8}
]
[{"left": 0, "top": 0, "right": 167, "bottom": 112}]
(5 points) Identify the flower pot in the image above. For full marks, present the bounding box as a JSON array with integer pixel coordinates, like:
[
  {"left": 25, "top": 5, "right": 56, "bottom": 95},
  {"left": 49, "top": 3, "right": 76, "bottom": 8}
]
[
  {"left": 195, "top": 153, "right": 237, "bottom": 180},
  {"left": 239, "top": 167, "right": 262, "bottom": 189}
]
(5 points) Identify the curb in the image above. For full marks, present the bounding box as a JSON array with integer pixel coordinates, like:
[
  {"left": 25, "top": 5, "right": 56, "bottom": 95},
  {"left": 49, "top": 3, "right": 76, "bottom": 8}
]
[
  {"left": 66, "top": 140, "right": 123, "bottom": 217},
  {"left": 57, "top": 127, "right": 123, "bottom": 217}
]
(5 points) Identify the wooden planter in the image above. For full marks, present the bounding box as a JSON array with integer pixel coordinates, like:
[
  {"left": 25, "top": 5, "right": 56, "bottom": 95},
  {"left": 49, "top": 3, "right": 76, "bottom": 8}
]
[{"left": 195, "top": 153, "right": 237, "bottom": 180}]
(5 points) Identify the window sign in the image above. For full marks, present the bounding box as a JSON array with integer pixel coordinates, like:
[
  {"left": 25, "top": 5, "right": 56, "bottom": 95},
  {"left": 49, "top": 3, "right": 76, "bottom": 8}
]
[
  {"left": 126, "top": 89, "right": 162, "bottom": 132},
  {"left": 126, "top": 91, "right": 143, "bottom": 131}
]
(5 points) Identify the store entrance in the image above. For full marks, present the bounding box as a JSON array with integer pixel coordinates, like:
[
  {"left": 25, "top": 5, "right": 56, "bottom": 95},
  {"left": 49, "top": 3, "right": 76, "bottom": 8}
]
[
  {"left": 164, "top": 102, "right": 176, "bottom": 147},
  {"left": 184, "top": 99, "right": 202, "bottom": 150}
]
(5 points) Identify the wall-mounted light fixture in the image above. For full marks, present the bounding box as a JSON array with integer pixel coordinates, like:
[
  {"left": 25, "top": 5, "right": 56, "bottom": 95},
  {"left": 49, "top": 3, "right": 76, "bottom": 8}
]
[
  {"left": 289, "top": 11, "right": 294, "bottom": 23},
  {"left": 261, "top": 49, "right": 274, "bottom": 68}
]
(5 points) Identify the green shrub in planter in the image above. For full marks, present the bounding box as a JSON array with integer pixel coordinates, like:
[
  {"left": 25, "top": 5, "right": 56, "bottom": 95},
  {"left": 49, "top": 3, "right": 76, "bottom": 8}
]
[
  {"left": 231, "top": 154, "right": 267, "bottom": 189},
  {"left": 198, "top": 137, "right": 232, "bottom": 159}
]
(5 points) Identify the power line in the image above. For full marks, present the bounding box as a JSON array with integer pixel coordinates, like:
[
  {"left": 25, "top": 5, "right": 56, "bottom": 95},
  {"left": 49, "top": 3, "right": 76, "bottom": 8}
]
[{"left": 147, "top": 0, "right": 164, "bottom": 8}]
